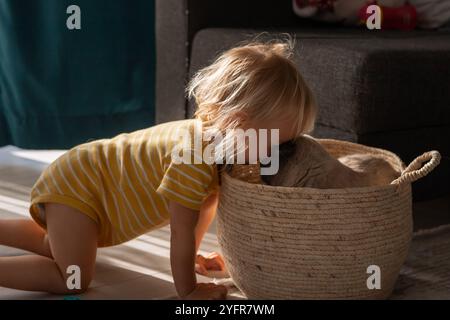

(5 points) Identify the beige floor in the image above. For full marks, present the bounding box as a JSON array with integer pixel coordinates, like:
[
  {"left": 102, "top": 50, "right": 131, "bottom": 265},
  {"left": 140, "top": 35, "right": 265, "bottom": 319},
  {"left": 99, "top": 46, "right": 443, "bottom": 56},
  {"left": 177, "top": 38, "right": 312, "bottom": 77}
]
[
  {"left": 1, "top": 145, "right": 449, "bottom": 300},
  {"left": 0, "top": 145, "right": 244, "bottom": 300}
]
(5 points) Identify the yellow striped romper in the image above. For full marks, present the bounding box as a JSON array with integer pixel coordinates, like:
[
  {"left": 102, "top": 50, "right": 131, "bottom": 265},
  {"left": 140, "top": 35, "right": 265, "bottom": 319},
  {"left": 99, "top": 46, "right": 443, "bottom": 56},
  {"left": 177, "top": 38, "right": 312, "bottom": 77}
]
[{"left": 29, "top": 119, "right": 219, "bottom": 247}]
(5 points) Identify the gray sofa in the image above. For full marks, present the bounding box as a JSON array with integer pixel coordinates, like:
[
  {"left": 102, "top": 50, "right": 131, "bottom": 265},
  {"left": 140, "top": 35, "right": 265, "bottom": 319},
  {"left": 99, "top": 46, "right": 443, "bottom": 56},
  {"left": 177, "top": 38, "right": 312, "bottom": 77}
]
[{"left": 155, "top": 0, "right": 450, "bottom": 200}]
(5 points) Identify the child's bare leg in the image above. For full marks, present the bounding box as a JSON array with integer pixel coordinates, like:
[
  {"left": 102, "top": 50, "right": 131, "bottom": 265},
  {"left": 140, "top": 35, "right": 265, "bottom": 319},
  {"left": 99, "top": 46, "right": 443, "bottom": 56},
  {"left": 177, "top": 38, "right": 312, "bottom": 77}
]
[
  {"left": 0, "top": 203, "right": 98, "bottom": 294},
  {"left": 0, "top": 219, "right": 52, "bottom": 257}
]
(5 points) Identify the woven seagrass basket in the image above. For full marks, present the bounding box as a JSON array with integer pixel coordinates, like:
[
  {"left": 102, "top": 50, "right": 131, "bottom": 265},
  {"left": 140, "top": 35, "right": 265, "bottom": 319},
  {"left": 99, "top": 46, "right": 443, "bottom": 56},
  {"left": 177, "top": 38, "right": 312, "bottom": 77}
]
[{"left": 216, "top": 138, "right": 441, "bottom": 299}]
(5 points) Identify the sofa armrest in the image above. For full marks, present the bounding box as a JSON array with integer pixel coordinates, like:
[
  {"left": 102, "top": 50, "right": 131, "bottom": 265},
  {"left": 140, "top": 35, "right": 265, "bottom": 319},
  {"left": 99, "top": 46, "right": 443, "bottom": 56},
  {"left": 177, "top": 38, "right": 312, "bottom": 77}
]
[{"left": 155, "top": 0, "right": 189, "bottom": 123}]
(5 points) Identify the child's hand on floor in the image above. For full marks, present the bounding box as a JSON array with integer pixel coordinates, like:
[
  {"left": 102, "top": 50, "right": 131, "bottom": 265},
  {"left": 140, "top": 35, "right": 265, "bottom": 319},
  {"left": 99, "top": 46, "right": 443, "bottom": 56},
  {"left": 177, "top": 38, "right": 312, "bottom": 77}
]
[
  {"left": 184, "top": 283, "right": 228, "bottom": 300},
  {"left": 195, "top": 252, "right": 229, "bottom": 278}
]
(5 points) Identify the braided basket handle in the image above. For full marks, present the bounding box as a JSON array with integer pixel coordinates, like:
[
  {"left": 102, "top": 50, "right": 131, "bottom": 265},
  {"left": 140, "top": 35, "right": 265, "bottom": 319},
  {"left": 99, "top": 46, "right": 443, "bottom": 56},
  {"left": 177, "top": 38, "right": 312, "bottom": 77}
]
[{"left": 391, "top": 150, "right": 441, "bottom": 185}]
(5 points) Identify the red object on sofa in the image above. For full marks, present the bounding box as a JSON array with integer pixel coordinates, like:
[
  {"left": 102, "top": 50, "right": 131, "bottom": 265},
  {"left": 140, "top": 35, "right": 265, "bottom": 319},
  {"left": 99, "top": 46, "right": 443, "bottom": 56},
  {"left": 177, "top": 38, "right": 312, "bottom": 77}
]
[{"left": 359, "top": 3, "right": 417, "bottom": 30}]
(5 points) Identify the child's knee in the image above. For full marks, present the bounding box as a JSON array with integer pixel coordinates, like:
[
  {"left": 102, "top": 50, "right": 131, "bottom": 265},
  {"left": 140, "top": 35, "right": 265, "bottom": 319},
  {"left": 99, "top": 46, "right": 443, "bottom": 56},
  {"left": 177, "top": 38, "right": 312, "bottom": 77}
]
[
  {"left": 53, "top": 262, "right": 93, "bottom": 295},
  {"left": 52, "top": 274, "right": 92, "bottom": 295},
  {"left": 50, "top": 283, "right": 89, "bottom": 295},
  {"left": 63, "top": 285, "right": 90, "bottom": 295}
]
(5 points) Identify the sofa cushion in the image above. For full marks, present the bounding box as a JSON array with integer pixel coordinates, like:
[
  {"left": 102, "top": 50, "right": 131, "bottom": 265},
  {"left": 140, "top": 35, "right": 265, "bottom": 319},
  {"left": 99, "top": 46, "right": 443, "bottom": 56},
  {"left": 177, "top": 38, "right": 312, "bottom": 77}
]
[{"left": 188, "top": 28, "right": 450, "bottom": 135}]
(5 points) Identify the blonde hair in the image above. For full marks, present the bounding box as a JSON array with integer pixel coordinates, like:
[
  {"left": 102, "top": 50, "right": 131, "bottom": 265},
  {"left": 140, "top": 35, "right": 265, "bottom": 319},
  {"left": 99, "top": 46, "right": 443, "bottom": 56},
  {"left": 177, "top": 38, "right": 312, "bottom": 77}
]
[{"left": 187, "top": 35, "right": 317, "bottom": 140}]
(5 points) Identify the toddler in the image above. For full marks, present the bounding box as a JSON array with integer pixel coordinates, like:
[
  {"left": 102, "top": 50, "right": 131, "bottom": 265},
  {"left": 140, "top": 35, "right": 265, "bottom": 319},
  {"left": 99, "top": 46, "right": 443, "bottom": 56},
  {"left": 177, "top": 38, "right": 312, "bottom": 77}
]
[{"left": 0, "top": 38, "right": 317, "bottom": 299}]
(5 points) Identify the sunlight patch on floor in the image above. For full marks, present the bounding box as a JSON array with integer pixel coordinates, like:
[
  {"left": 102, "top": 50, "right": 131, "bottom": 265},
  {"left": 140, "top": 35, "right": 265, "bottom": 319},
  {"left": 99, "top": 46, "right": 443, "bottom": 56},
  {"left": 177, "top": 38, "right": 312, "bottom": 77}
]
[{"left": 10, "top": 147, "right": 66, "bottom": 165}]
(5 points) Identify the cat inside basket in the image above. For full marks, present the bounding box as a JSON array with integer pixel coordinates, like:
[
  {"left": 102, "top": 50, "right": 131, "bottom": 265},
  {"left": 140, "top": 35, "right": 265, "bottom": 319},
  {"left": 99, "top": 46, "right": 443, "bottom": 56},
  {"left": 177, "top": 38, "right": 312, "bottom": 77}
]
[{"left": 230, "top": 135, "right": 401, "bottom": 188}]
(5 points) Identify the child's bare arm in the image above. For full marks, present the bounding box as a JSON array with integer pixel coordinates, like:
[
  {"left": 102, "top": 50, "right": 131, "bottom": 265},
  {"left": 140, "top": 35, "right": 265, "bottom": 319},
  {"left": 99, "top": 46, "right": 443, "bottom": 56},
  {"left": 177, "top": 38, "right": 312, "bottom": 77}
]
[
  {"left": 193, "top": 192, "right": 228, "bottom": 277},
  {"left": 194, "top": 191, "right": 219, "bottom": 253},
  {"left": 169, "top": 200, "right": 198, "bottom": 297},
  {"left": 168, "top": 200, "right": 227, "bottom": 299}
]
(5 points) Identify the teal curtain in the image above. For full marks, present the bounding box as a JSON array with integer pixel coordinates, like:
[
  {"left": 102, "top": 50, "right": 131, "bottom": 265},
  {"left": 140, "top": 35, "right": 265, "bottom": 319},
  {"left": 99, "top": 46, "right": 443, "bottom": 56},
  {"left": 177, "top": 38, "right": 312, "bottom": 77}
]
[{"left": 0, "top": 0, "right": 155, "bottom": 149}]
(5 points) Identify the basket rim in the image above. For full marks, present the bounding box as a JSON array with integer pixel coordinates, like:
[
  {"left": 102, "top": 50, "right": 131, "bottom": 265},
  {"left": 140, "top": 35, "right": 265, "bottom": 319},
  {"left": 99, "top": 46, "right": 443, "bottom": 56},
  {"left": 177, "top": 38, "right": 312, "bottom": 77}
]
[
  {"left": 221, "top": 138, "right": 408, "bottom": 193},
  {"left": 222, "top": 171, "right": 403, "bottom": 194}
]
